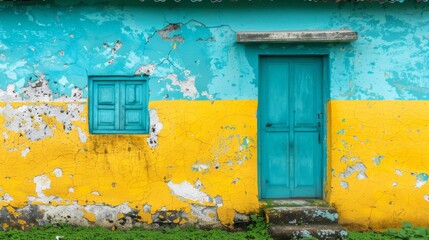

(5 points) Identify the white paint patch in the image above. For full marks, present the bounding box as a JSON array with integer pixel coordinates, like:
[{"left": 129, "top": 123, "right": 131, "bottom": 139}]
[
  {"left": 0, "top": 193, "right": 13, "bottom": 202},
  {"left": 2, "top": 132, "right": 8, "bottom": 139},
  {"left": 146, "top": 109, "right": 163, "bottom": 148},
  {"left": 192, "top": 163, "right": 209, "bottom": 172},
  {"left": 167, "top": 180, "right": 211, "bottom": 204},
  {"left": 77, "top": 127, "right": 87, "bottom": 143},
  {"left": 29, "top": 174, "right": 62, "bottom": 203},
  {"left": 396, "top": 169, "right": 403, "bottom": 176},
  {"left": 134, "top": 64, "right": 156, "bottom": 76},
  {"left": 91, "top": 191, "right": 101, "bottom": 196},
  {"left": 53, "top": 168, "right": 63, "bottom": 177},
  {"left": 68, "top": 187, "right": 74, "bottom": 193},
  {"left": 415, "top": 179, "right": 427, "bottom": 188},
  {"left": 425, "top": 195, "right": 429, "bottom": 202},
  {"left": 340, "top": 181, "right": 349, "bottom": 189},
  {"left": 162, "top": 74, "right": 199, "bottom": 99},
  {"left": 339, "top": 162, "right": 367, "bottom": 180},
  {"left": 393, "top": 182, "right": 398, "bottom": 187},
  {"left": 21, "top": 147, "right": 30, "bottom": 157}
]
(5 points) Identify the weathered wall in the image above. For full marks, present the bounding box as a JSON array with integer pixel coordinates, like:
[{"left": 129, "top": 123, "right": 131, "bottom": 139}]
[
  {"left": 328, "top": 101, "right": 429, "bottom": 231},
  {"left": 0, "top": 0, "right": 429, "bottom": 230}
]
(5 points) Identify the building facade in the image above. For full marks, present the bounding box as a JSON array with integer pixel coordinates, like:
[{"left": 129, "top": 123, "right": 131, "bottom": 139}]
[{"left": 0, "top": 0, "right": 429, "bottom": 231}]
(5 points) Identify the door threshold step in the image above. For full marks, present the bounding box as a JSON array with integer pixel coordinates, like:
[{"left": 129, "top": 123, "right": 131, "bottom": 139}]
[
  {"left": 269, "top": 224, "right": 348, "bottom": 240},
  {"left": 266, "top": 205, "right": 339, "bottom": 225}
]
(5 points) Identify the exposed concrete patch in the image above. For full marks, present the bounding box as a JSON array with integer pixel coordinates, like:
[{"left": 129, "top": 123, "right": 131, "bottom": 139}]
[
  {"left": 134, "top": 64, "right": 156, "bottom": 76},
  {"left": 111, "top": 40, "right": 122, "bottom": 54},
  {"left": 190, "top": 204, "right": 218, "bottom": 222},
  {"left": 38, "top": 204, "right": 89, "bottom": 226},
  {"left": 0, "top": 84, "right": 21, "bottom": 101},
  {"left": 0, "top": 103, "right": 84, "bottom": 142},
  {"left": 339, "top": 162, "right": 367, "bottom": 180},
  {"left": 152, "top": 209, "right": 187, "bottom": 224},
  {"left": 84, "top": 203, "right": 135, "bottom": 227},
  {"left": 146, "top": 109, "right": 163, "bottom": 148},
  {"left": 28, "top": 175, "right": 62, "bottom": 203},
  {"left": 162, "top": 74, "right": 198, "bottom": 99},
  {"left": 22, "top": 74, "right": 53, "bottom": 102},
  {"left": 0, "top": 193, "right": 13, "bottom": 202}
]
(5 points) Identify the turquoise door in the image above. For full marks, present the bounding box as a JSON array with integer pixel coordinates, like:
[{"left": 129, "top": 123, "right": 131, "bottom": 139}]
[{"left": 259, "top": 56, "right": 323, "bottom": 199}]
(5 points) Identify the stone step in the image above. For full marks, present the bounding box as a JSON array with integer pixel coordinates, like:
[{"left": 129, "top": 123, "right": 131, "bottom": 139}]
[
  {"left": 269, "top": 224, "right": 348, "bottom": 240},
  {"left": 265, "top": 206, "right": 339, "bottom": 225}
]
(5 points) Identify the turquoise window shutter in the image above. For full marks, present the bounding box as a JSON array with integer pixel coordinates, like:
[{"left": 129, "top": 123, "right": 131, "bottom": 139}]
[{"left": 89, "top": 76, "right": 149, "bottom": 134}]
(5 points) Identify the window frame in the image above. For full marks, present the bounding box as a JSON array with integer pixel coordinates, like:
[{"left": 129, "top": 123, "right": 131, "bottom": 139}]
[{"left": 88, "top": 75, "right": 150, "bottom": 134}]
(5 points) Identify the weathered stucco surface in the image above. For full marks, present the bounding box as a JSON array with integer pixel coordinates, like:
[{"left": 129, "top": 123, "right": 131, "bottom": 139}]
[
  {"left": 0, "top": 0, "right": 428, "bottom": 231},
  {"left": 0, "top": 100, "right": 258, "bottom": 229},
  {"left": 328, "top": 101, "right": 429, "bottom": 231}
]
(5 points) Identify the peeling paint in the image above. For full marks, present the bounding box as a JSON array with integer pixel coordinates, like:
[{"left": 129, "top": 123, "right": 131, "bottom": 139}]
[
  {"left": 162, "top": 74, "right": 198, "bottom": 99},
  {"left": 134, "top": 64, "right": 156, "bottom": 76},
  {"left": 29, "top": 175, "right": 62, "bottom": 203},
  {"left": 415, "top": 173, "right": 429, "bottom": 188},
  {"left": 0, "top": 103, "right": 84, "bottom": 142},
  {"left": 372, "top": 155, "right": 384, "bottom": 166},
  {"left": 146, "top": 109, "right": 163, "bottom": 148},
  {"left": 0, "top": 193, "right": 13, "bottom": 202},
  {"left": 339, "top": 162, "right": 367, "bottom": 180},
  {"left": 53, "top": 168, "right": 63, "bottom": 178},
  {"left": 167, "top": 180, "right": 211, "bottom": 204}
]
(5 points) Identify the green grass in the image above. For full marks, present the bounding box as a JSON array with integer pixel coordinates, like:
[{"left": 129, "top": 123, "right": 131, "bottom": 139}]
[
  {"left": 1, "top": 221, "right": 427, "bottom": 240},
  {"left": 0, "top": 215, "right": 272, "bottom": 240},
  {"left": 0, "top": 226, "right": 268, "bottom": 240}
]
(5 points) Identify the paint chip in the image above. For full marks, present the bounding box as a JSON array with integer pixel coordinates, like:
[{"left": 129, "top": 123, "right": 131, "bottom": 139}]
[
  {"left": 415, "top": 173, "right": 429, "bottom": 188},
  {"left": 21, "top": 147, "right": 30, "bottom": 157},
  {"left": 340, "top": 181, "right": 349, "bottom": 189},
  {"left": 53, "top": 168, "right": 63, "bottom": 178},
  {"left": 167, "top": 180, "right": 211, "bottom": 204}
]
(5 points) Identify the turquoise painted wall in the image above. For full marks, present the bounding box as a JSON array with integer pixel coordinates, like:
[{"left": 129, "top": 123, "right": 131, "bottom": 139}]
[{"left": 0, "top": 1, "right": 428, "bottom": 101}]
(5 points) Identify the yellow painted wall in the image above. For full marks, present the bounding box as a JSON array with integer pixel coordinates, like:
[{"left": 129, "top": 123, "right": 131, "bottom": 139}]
[
  {"left": 0, "top": 100, "right": 259, "bottom": 228},
  {"left": 327, "top": 100, "right": 429, "bottom": 231}
]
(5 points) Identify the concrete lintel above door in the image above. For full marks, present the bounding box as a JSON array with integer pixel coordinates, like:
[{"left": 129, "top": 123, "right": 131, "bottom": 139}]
[{"left": 236, "top": 30, "right": 358, "bottom": 43}]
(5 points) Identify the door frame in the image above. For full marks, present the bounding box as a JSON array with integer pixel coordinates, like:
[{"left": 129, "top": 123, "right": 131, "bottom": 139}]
[{"left": 243, "top": 44, "right": 330, "bottom": 200}]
